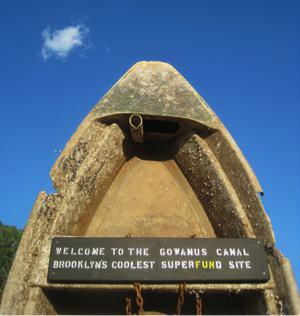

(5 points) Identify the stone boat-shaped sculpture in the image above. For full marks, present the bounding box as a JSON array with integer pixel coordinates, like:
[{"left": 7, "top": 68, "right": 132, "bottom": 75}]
[{"left": 1, "top": 61, "right": 299, "bottom": 314}]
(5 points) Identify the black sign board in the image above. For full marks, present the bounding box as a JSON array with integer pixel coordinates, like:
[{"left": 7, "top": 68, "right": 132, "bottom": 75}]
[{"left": 48, "top": 237, "right": 270, "bottom": 283}]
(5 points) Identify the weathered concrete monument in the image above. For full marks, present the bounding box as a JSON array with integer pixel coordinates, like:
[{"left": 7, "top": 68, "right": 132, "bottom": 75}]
[{"left": 1, "top": 61, "right": 299, "bottom": 314}]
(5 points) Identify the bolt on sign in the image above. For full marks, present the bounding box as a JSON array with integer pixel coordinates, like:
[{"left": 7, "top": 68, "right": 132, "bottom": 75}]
[{"left": 48, "top": 237, "right": 269, "bottom": 283}]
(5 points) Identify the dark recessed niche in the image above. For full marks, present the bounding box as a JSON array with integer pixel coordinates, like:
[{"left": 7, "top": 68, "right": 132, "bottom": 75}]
[
  {"left": 44, "top": 289, "right": 266, "bottom": 315},
  {"left": 143, "top": 119, "right": 180, "bottom": 134}
]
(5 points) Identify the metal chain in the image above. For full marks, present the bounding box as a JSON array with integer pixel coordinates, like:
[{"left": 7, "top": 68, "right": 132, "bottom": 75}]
[
  {"left": 124, "top": 233, "right": 132, "bottom": 314},
  {"left": 125, "top": 297, "right": 132, "bottom": 315},
  {"left": 175, "top": 283, "right": 186, "bottom": 315},
  {"left": 190, "top": 233, "right": 201, "bottom": 314},
  {"left": 195, "top": 293, "right": 202, "bottom": 315},
  {"left": 134, "top": 282, "right": 144, "bottom": 314}
]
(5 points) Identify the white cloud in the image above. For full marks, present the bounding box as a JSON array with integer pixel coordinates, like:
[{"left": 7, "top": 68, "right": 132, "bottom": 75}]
[{"left": 41, "top": 24, "right": 89, "bottom": 60}]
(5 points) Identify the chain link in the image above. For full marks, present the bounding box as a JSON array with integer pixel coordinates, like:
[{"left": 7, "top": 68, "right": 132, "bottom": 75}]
[
  {"left": 134, "top": 283, "right": 144, "bottom": 314},
  {"left": 195, "top": 293, "right": 202, "bottom": 315},
  {"left": 124, "top": 233, "right": 133, "bottom": 315},
  {"left": 125, "top": 296, "right": 132, "bottom": 315},
  {"left": 175, "top": 283, "right": 186, "bottom": 315}
]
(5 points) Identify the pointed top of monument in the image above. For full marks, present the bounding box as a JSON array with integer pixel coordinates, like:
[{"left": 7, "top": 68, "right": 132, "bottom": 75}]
[{"left": 90, "top": 61, "right": 218, "bottom": 127}]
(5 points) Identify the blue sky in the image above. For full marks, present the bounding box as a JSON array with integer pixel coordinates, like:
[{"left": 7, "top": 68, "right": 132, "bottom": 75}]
[{"left": 0, "top": 0, "right": 299, "bottom": 285}]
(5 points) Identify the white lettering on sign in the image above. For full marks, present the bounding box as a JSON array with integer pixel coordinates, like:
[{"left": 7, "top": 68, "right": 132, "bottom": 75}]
[
  {"left": 159, "top": 248, "right": 207, "bottom": 256},
  {"left": 52, "top": 247, "right": 254, "bottom": 272},
  {"left": 53, "top": 260, "right": 108, "bottom": 269},
  {"left": 111, "top": 260, "right": 155, "bottom": 270},
  {"left": 216, "top": 248, "right": 250, "bottom": 256},
  {"left": 49, "top": 238, "right": 269, "bottom": 283},
  {"left": 111, "top": 248, "right": 125, "bottom": 256},
  {"left": 56, "top": 247, "right": 62, "bottom": 255},
  {"left": 56, "top": 247, "right": 106, "bottom": 256},
  {"left": 127, "top": 248, "right": 149, "bottom": 256},
  {"left": 228, "top": 260, "right": 252, "bottom": 269}
]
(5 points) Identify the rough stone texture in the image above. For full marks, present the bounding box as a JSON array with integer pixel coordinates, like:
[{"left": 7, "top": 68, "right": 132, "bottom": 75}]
[
  {"left": 24, "top": 288, "right": 56, "bottom": 315},
  {"left": 29, "top": 121, "right": 126, "bottom": 313},
  {"left": 1, "top": 61, "right": 299, "bottom": 315},
  {"left": 175, "top": 134, "right": 255, "bottom": 239},
  {"left": 0, "top": 192, "right": 58, "bottom": 314},
  {"left": 267, "top": 249, "right": 300, "bottom": 315},
  {"left": 92, "top": 62, "right": 218, "bottom": 125},
  {"left": 262, "top": 289, "right": 281, "bottom": 315},
  {"left": 205, "top": 129, "right": 274, "bottom": 247},
  {"left": 49, "top": 121, "right": 126, "bottom": 236},
  {"left": 0, "top": 121, "right": 126, "bottom": 314}
]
